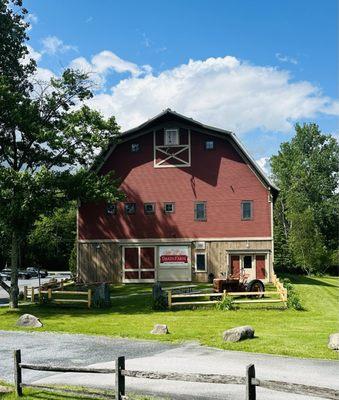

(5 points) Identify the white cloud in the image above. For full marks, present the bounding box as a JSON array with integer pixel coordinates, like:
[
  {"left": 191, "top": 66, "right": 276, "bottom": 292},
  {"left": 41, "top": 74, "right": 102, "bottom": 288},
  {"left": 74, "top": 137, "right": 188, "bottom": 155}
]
[
  {"left": 83, "top": 55, "right": 338, "bottom": 133},
  {"left": 21, "top": 45, "right": 42, "bottom": 65},
  {"left": 69, "top": 51, "right": 152, "bottom": 87},
  {"left": 275, "top": 53, "right": 298, "bottom": 65},
  {"left": 256, "top": 157, "right": 271, "bottom": 175},
  {"left": 41, "top": 36, "right": 77, "bottom": 55},
  {"left": 26, "top": 13, "right": 38, "bottom": 31}
]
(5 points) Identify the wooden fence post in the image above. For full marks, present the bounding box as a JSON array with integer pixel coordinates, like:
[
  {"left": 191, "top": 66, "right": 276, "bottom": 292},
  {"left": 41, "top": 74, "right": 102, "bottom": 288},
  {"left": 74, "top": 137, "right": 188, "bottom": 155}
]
[
  {"left": 87, "top": 289, "right": 92, "bottom": 308},
  {"left": 14, "top": 349, "right": 22, "bottom": 397},
  {"left": 48, "top": 288, "right": 52, "bottom": 300},
  {"left": 115, "top": 356, "right": 125, "bottom": 400},
  {"left": 60, "top": 279, "right": 64, "bottom": 290},
  {"left": 38, "top": 286, "right": 42, "bottom": 303},
  {"left": 31, "top": 287, "right": 34, "bottom": 303},
  {"left": 23, "top": 286, "right": 27, "bottom": 302},
  {"left": 168, "top": 290, "right": 172, "bottom": 309},
  {"left": 246, "top": 363, "right": 256, "bottom": 400},
  {"left": 223, "top": 289, "right": 227, "bottom": 301}
]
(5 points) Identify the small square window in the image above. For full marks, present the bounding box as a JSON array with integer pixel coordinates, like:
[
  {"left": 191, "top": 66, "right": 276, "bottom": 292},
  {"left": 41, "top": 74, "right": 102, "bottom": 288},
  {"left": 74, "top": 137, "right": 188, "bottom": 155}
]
[
  {"left": 106, "top": 203, "right": 117, "bottom": 215},
  {"left": 131, "top": 143, "right": 140, "bottom": 152},
  {"left": 144, "top": 203, "right": 155, "bottom": 214},
  {"left": 164, "top": 129, "right": 179, "bottom": 145},
  {"left": 196, "top": 253, "right": 206, "bottom": 272},
  {"left": 244, "top": 255, "right": 252, "bottom": 269},
  {"left": 195, "top": 202, "right": 206, "bottom": 221},
  {"left": 125, "top": 203, "right": 136, "bottom": 214},
  {"left": 205, "top": 141, "right": 214, "bottom": 150},
  {"left": 164, "top": 202, "right": 175, "bottom": 213},
  {"left": 241, "top": 201, "right": 253, "bottom": 220}
]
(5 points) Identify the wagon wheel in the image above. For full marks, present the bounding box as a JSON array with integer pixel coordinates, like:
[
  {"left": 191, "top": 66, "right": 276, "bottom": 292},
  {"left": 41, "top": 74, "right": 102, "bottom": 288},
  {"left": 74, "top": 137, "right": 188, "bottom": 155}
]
[{"left": 247, "top": 280, "right": 265, "bottom": 299}]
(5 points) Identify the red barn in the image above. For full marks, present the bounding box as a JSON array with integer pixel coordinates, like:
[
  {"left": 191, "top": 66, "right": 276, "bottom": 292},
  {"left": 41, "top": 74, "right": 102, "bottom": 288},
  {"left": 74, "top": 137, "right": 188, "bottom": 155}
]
[{"left": 77, "top": 109, "right": 278, "bottom": 284}]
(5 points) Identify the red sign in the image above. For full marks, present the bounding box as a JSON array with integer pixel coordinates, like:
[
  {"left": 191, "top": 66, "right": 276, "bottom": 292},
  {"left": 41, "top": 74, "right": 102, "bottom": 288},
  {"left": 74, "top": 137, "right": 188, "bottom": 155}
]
[{"left": 160, "top": 255, "right": 188, "bottom": 263}]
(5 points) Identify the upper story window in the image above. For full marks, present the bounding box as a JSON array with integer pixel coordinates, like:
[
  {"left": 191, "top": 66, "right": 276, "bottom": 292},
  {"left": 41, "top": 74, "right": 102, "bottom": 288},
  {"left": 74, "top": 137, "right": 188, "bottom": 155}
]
[
  {"left": 205, "top": 140, "right": 214, "bottom": 150},
  {"left": 131, "top": 143, "right": 140, "bottom": 152},
  {"left": 164, "top": 202, "right": 175, "bottom": 213},
  {"left": 106, "top": 203, "right": 117, "bottom": 215},
  {"left": 144, "top": 203, "right": 155, "bottom": 214},
  {"left": 241, "top": 201, "right": 253, "bottom": 220},
  {"left": 195, "top": 201, "right": 207, "bottom": 221},
  {"left": 164, "top": 129, "right": 179, "bottom": 146},
  {"left": 125, "top": 203, "right": 136, "bottom": 215}
]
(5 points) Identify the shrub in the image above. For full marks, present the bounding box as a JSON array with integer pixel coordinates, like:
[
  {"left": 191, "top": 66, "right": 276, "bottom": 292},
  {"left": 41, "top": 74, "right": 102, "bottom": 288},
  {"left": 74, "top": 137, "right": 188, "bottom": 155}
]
[
  {"left": 282, "top": 279, "right": 304, "bottom": 310},
  {"left": 216, "top": 296, "right": 235, "bottom": 311}
]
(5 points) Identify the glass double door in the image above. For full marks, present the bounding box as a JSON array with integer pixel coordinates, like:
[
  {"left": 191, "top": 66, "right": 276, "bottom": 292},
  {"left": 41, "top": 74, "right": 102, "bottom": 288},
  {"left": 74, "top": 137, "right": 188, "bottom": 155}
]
[{"left": 123, "top": 246, "right": 155, "bottom": 282}]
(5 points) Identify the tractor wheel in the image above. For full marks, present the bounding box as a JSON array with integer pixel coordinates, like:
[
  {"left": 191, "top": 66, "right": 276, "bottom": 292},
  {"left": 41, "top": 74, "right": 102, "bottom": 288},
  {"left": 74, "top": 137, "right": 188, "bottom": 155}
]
[{"left": 247, "top": 280, "right": 265, "bottom": 298}]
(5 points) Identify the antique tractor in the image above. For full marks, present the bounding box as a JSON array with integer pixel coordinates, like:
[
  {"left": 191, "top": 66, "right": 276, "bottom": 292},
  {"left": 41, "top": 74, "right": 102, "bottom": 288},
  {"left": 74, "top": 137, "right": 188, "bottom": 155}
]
[{"left": 213, "top": 273, "right": 265, "bottom": 298}]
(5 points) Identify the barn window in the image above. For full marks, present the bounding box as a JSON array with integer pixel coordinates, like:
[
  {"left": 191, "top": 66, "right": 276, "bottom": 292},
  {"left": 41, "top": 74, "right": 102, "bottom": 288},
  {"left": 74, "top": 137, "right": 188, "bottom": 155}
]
[
  {"left": 164, "top": 202, "right": 175, "bottom": 213},
  {"left": 241, "top": 201, "right": 253, "bottom": 220},
  {"left": 243, "top": 255, "right": 252, "bottom": 269},
  {"left": 125, "top": 203, "right": 136, "bottom": 214},
  {"left": 131, "top": 143, "right": 140, "bottom": 152},
  {"left": 205, "top": 141, "right": 214, "bottom": 150},
  {"left": 195, "top": 202, "right": 206, "bottom": 221},
  {"left": 106, "top": 203, "right": 117, "bottom": 215},
  {"left": 164, "top": 129, "right": 179, "bottom": 145},
  {"left": 195, "top": 253, "right": 207, "bottom": 272},
  {"left": 144, "top": 203, "right": 155, "bottom": 214}
]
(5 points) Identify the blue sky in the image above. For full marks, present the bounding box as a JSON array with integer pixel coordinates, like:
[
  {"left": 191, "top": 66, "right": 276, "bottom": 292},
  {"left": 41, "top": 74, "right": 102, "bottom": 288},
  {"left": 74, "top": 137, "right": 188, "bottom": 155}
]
[{"left": 25, "top": 0, "right": 337, "bottom": 171}]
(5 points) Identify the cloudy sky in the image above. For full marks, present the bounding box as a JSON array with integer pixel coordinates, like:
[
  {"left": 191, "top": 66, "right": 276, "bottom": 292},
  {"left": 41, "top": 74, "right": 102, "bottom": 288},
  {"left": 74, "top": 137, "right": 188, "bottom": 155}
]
[{"left": 24, "top": 0, "right": 337, "bottom": 172}]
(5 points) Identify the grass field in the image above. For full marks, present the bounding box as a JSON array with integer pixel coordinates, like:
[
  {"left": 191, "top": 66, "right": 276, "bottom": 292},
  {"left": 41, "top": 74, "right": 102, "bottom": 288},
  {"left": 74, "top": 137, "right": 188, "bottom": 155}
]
[{"left": 0, "top": 275, "right": 338, "bottom": 360}]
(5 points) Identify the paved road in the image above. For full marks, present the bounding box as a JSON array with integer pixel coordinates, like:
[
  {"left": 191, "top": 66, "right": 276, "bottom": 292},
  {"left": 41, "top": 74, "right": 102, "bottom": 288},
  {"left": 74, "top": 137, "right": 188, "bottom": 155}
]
[
  {"left": 0, "top": 272, "right": 71, "bottom": 306},
  {"left": 0, "top": 331, "right": 338, "bottom": 399}
]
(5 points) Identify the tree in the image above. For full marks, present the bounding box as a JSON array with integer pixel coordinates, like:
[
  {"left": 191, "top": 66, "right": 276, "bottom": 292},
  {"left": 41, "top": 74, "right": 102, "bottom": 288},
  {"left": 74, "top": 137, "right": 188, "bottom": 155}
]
[
  {"left": 0, "top": 0, "right": 122, "bottom": 308},
  {"left": 27, "top": 202, "right": 76, "bottom": 270},
  {"left": 271, "top": 123, "right": 339, "bottom": 274}
]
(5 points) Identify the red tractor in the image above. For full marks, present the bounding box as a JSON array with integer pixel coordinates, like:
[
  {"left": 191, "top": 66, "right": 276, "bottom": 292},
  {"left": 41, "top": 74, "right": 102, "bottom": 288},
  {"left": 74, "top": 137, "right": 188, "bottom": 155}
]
[{"left": 213, "top": 272, "right": 265, "bottom": 298}]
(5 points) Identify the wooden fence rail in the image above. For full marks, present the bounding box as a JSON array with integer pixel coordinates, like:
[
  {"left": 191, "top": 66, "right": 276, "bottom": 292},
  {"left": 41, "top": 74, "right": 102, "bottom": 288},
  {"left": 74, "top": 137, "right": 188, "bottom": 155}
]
[
  {"left": 13, "top": 349, "right": 339, "bottom": 400},
  {"left": 168, "top": 285, "right": 287, "bottom": 309}
]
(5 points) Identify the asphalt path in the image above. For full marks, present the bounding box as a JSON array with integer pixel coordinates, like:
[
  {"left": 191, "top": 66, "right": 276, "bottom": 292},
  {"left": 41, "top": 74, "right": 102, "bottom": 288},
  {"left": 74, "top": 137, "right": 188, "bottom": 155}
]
[
  {"left": 0, "top": 272, "right": 71, "bottom": 306},
  {"left": 0, "top": 330, "right": 338, "bottom": 399}
]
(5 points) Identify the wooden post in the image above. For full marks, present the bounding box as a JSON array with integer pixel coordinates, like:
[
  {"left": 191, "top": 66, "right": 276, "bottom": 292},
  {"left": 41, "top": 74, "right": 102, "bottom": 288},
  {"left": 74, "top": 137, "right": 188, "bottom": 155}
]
[
  {"left": 60, "top": 279, "right": 64, "bottom": 290},
  {"left": 48, "top": 288, "right": 52, "bottom": 300},
  {"left": 38, "top": 286, "right": 42, "bottom": 303},
  {"left": 168, "top": 290, "right": 172, "bottom": 309},
  {"left": 23, "top": 286, "right": 27, "bottom": 302},
  {"left": 115, "top": 356, "right": 125, "bottom": 400},
  {"left": 87, "top": 289, "right": 92, "bottom": 308},
  {"left": 222, "top": 289, "right": 227, "bottom": 301},
  {"left": 246, "top": 364, "right": 256, "bottom": 400},
  {"left": 31, "top": 287, "right": 34, "bottom": 303},
  {"left": 14, "top": 349, "right": 22, "bottom": 397}
]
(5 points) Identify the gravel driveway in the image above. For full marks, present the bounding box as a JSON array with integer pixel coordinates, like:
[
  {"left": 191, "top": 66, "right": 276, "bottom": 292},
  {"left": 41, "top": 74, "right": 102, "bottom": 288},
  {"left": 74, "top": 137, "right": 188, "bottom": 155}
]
[{"left": 0, "top": 330, "right": 338, "bottom": 399}]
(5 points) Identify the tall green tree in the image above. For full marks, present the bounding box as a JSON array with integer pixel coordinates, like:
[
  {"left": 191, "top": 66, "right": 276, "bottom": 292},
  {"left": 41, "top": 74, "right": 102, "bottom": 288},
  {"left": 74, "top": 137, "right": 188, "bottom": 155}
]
[
  {"left": 0, "top": 0, "right": 122, "bottom": 308},
  {"left": 271, "top": 123, "right": 339, "bottom": 274}
]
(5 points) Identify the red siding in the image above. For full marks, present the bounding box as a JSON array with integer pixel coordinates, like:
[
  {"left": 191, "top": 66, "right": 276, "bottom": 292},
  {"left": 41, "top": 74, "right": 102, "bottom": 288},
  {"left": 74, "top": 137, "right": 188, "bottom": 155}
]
[{"left": 79, "top": 129, "right": 272, "bottom": 240}]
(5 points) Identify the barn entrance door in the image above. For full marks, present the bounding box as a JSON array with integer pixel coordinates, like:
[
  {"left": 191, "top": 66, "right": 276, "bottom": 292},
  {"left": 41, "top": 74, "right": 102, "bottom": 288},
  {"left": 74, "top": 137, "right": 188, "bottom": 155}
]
[
  {"left": 230, "top": 255, "right": 240, "bottom": 278},
  {"left": 123, "top": 246, "right": 155, "bottom": 283},
  {"left": 255, "top": 255, "right": 266, "bottom": 279}
]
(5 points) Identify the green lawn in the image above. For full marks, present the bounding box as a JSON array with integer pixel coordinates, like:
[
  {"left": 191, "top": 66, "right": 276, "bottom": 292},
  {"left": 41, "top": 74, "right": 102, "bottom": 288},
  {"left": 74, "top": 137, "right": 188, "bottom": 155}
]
[{"left": 0, "top": 275, "right": 338, "bottom": 360}]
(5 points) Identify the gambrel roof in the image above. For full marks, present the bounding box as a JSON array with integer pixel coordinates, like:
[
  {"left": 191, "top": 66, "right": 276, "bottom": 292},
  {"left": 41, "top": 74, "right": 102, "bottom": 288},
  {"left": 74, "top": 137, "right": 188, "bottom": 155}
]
[{"left": 96, "top": 109, "right": 279, "bottom": 195}]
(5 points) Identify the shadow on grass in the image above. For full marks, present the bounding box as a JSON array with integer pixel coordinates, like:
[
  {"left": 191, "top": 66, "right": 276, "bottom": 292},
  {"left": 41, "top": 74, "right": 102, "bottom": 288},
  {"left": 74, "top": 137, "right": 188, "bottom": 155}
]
[{"left": 281, "top": 274, "right": 339, "bottom": 288}]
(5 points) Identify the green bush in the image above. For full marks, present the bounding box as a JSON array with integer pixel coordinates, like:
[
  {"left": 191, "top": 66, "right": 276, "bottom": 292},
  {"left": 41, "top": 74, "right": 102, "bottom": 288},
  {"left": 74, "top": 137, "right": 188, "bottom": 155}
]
[
  {"left": 216, "top": 296, "right": 236, "bottom": 311},
  {"left": 282, "top": 279, "right": 304, "bottom": 310}
]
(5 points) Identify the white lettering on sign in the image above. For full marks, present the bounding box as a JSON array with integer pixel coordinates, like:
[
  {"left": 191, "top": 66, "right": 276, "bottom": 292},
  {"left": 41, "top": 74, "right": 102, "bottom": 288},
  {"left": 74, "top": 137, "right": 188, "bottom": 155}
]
[{"left": 159, "top": 246, "right": 190, "bottom": 266}]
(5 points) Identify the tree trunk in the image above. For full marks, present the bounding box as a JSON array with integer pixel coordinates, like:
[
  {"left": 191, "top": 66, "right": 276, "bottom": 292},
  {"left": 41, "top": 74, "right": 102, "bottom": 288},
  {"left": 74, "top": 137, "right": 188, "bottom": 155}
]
[{"left": 9, "top": 231, "right": 20, "bottom": 309}]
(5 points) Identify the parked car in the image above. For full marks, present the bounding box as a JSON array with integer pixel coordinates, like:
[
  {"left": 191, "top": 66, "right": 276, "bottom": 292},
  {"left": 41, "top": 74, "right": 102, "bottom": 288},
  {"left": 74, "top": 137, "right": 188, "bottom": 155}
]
[
  {"left": 0, "top": 268, "right": 11, "bottom": 281},
  {"left": 26, "top": 267, "right": 48, "bottom": 278}
]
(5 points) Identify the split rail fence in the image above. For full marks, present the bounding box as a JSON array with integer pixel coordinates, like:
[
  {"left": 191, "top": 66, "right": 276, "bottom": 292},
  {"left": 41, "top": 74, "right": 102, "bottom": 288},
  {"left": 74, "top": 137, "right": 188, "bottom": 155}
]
[
  {"left": 23, "top": 279, "right": 92, "bottom": 308},
  {"left": 13, "top": 350, "right": 338, "bottom": 400},
  {"left": 168, "top": 279, "right": 287, "bottom": 309}
]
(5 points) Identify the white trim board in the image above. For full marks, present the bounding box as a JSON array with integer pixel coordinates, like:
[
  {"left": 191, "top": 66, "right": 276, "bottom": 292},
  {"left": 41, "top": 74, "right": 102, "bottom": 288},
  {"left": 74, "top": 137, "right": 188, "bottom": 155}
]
[{"left": 79, "top": 237, "right": 273, "bottom": 244}]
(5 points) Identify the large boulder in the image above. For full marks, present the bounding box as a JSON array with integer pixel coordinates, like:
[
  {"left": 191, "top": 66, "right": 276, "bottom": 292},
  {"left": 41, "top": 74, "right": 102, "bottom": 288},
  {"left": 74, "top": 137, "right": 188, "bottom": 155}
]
[
  {"left": 151, "top": 324, "right": 169, "bottom": 335},
  {"left": 328, "top": 333, "right": 339, "bottom": 350},
  {"left": 223, "top": 325, "right": 254, "bottom": 342},
  {"left": 16, "top": 314, "right": 43, "bottom": 328}
]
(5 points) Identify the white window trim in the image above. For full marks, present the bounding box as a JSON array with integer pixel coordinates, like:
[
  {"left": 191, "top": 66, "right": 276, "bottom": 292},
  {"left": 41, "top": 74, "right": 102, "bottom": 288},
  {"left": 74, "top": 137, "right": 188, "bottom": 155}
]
[
  {"left": 164, "top": 202, "right": 175, "bottom": 213},
  {"left": 241, "top": 200, "right": 253, "bottom": 220},
  {"left": 195, "top": 252, "right": 207, "bottom": 272},
  {"left": 164, "top": 128, "right": 179, "bottom": 146},
  {"left": 122, "top": 245, "right": 156, "bottom": 283}
]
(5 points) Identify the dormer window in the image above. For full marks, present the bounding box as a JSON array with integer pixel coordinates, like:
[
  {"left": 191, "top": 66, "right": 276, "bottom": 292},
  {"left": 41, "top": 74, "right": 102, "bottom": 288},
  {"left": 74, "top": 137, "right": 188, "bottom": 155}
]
[
  {"left": 164, "top": 129, "right": 179, "bottom": 146},
  {"left": 131, "top": 143, "right": 140, "bottom": 152}
]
